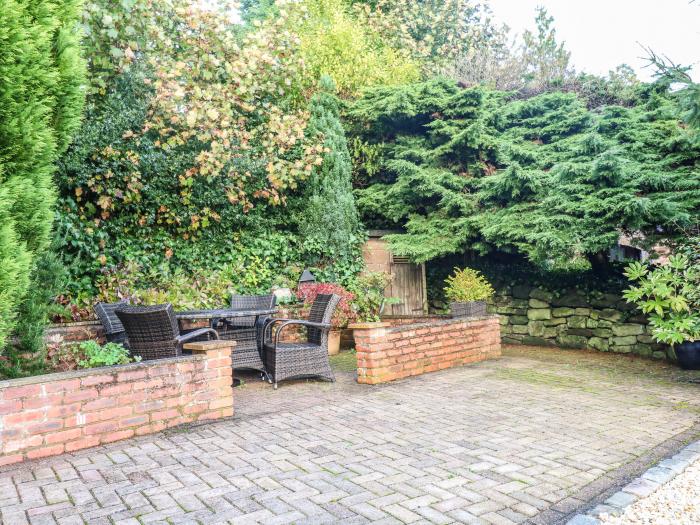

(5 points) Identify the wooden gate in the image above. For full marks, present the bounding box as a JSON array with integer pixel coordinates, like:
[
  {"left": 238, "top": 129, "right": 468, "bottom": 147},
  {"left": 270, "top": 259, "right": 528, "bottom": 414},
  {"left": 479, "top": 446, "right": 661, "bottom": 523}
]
[
  {"left": 388, "top": 255, "right": 427, "bottom": 315},
  {"left": 362, "top": 231, "right": 427, "bottom": 317}
]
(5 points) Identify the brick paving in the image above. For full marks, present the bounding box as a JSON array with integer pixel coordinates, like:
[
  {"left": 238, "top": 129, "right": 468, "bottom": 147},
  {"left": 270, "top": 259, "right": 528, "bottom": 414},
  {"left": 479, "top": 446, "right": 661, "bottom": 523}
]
[{"left": 0, "top": 346, "right": 698, "bottom": 525}]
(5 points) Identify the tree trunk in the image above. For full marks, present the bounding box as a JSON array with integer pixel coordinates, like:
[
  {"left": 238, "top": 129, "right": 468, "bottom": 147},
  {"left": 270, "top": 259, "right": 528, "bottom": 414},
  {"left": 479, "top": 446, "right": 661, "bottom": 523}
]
[{"left": 586, "top": 251, "right": 613, "bottom": 275}]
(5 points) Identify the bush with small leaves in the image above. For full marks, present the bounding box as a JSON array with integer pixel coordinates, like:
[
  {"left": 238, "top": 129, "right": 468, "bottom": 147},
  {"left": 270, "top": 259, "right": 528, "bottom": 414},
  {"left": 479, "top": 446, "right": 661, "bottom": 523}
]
[
  {"left": 444, "top": 267, "right": 494, "bottom": 302},
  {"left": 76, "top": 341, "right": 139, "bottom": 369}
]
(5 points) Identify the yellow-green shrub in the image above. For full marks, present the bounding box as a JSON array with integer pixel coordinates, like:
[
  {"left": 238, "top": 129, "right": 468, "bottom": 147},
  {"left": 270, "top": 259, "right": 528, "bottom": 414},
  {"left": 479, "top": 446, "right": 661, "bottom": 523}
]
[{"left": 444, "top": 267, "right": 494, "bottom": 302}]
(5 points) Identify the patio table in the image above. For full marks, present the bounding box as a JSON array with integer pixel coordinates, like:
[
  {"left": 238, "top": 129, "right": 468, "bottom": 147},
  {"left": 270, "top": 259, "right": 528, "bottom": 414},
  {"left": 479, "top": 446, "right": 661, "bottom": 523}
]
[
  {"left": 176, "top": 308, "right": 278, "bottom": 386},
  {"left": 175, "top": 308, "right": 277, "bottom": 321},
  {"left": 176, "top": 307, "right": 278, "bottom": 348}
]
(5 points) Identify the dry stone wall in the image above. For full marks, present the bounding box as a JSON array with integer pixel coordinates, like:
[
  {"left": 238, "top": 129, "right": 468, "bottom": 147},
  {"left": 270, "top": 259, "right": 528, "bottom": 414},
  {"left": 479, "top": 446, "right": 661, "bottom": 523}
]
[{"left": 489, "top": 284, "right": 669, "bottom": 359}]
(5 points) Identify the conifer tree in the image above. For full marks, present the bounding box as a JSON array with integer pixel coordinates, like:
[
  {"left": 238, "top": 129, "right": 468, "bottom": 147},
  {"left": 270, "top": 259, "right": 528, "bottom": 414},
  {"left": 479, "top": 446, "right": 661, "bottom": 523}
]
[
  {"left": 299, "top": 76, "right": 363, "bottom": 264},
  {"left": 349, "top": 78, "right": 700, "bottom": 270},
  {"left": 0, "top": 0, "right": 86, "bottom": 353}
]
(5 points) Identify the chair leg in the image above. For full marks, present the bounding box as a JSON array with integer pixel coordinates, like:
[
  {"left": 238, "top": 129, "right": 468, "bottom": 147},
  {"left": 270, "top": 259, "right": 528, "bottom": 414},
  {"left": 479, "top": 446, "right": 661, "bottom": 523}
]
[{"left": 273, "top": 382, "right": 278, "bottom": 390}]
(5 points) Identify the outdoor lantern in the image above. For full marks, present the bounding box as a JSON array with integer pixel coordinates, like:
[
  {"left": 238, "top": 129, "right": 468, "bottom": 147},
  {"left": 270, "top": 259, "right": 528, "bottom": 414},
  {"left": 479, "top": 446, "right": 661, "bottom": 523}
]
[{"left": 299, "top": 269, "right": 316, "bottom": 284}]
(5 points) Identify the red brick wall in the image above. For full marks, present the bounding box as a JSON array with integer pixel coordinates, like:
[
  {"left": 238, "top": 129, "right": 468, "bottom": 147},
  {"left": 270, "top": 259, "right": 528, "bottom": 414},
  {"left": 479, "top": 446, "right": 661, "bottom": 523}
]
[
  {"left": 0, "top": 341, "right": 233, "bottom": 466},
  {"left": 381, "top": 315, "right": 447, "bottom": 327},
  {"left": 353, "top": 316, "right": 501, "bottom": 384},
  {"left": 45, "top": 321, "right": 104, "bottom": 346}
]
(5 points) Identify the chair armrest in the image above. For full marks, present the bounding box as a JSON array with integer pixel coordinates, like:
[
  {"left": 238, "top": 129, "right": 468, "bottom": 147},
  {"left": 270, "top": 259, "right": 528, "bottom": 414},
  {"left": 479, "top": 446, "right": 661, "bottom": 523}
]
[
  {"left": 260, "top": 317, "right": 291, "bottom": 343},
  {"left": 176, "top": 328, "right": 219, "bottom": 345},
  {"left": 273, "top": 320, "right": 332, "bottom": 347}
]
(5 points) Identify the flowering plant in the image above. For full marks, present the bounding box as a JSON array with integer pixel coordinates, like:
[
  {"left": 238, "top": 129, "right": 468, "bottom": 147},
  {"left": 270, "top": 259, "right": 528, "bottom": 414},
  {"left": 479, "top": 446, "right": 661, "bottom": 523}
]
[{"left": 296, "top": 282, "right": 356, "bottom": 328}]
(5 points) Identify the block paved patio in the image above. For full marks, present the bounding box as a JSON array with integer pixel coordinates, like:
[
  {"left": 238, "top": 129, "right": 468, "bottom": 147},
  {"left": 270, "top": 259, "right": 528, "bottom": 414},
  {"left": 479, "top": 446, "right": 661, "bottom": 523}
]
[{"left": 1, "top": 346, "right": 698, "bottom": 525}]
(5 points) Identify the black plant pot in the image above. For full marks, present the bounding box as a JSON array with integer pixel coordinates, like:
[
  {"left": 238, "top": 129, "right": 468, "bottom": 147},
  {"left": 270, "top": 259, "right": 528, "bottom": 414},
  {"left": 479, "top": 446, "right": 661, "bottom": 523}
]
[{"left": 675, "top": 341, "right": 700, "bottom": 370}]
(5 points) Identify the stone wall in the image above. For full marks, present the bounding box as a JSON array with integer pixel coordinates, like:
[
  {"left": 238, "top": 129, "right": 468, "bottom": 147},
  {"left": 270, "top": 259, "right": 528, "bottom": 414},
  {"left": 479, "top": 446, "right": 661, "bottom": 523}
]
[
  {"left": 490, "top": 284, "right": 668, "bottom": 359},
  {"left": 0, "top": 340, "right": 234, "bottom": 466},
  {"left": 352, "top": 315, "right": 501, "bottom": 384}
]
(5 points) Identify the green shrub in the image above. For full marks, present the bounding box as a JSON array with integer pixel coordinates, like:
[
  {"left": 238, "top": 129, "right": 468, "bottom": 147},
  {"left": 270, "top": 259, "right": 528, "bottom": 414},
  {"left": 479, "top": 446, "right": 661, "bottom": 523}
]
[
  {"left": 55, "top": 69, "right": 363, "bottom": 305},
  {"left": 348, "top": 272, "right": 395, "bottom": 322},
  {"left": 299, "top": 76, "right": 364, "bottom": 264},
  {"left": 444, "top": 267, "right": 494, "bottom": 302},
  {"left": 349, "top": 78, "right": 700, "bottom": 270},
  {"left": 76, "top": 341, "right": 138, "bottom": 369},
  {"left": 0, "top": 0, "right": 86, "bottom": 354},
  {"left": 0, "top": 251, "right": 68, "bottom": 378}
]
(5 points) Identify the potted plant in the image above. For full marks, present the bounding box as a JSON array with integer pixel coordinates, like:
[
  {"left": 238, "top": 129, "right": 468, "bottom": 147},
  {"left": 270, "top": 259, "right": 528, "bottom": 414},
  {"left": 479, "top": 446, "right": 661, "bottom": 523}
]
[
  {"left": 624, "top": 255, "right": 700, "bottom": 370},
  {"left": 296, "top": 282, "right": 356, "bottom": 355},
  {"left": 347, "top": 272, "right": 398, "bottom": 322},
  {"left": 444, "top": 267, "right": 494, "bottom": 318}
]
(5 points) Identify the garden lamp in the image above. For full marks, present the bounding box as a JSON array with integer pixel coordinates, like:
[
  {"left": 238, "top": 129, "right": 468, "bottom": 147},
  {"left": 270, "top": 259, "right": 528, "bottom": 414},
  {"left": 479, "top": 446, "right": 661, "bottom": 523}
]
[{"left": 299, "top": 269, "right": 316, "bottom": 284}]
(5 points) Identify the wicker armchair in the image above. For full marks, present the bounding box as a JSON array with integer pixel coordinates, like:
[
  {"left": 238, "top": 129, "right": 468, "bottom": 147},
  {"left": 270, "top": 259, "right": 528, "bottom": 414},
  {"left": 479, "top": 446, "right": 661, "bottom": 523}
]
[
  {"left": 94, "top": 302, "right": 129, "bottom": 347},
  {"left": 115, "top": 304, "right": 218, "bottom": 361},
  {"left": 216, "top": 294, "right": 276, "bottom": 373},
  {"left": 231, "top": 294, "right": 276, "bottom": 328},
  {"left": 262, "top": 293, "right": 340, "bottom": 389}
]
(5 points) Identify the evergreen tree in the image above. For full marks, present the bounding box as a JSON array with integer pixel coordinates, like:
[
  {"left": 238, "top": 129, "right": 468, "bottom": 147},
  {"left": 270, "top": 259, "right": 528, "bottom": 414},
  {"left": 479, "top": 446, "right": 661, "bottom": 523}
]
[
  {"left": 299, "top": 76, "right": 363, "bottom": 265},
  {"left": 349, "top": 78, "right": 700, "bottom": 270},
  {"left": 520, "top": 7, "right": 573, "bottom": 90},
  {"left": 0, "top": 0, "right": 86, "bottom": 354}
]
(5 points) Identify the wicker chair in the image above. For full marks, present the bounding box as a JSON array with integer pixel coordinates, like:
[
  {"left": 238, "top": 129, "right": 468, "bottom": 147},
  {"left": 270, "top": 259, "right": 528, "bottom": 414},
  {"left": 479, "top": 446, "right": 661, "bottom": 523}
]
[
  {"left": 94, "top": 302, "right": 129, "bottom": 347},
  {"left": 216, "top": 294, "right": 276, "bottom": 374},
  {"left": 115, "top": 304, "right": 218, "bottom": 361},
  {"left": 262, "top": 293, "right": 340, "bottom": 389}
]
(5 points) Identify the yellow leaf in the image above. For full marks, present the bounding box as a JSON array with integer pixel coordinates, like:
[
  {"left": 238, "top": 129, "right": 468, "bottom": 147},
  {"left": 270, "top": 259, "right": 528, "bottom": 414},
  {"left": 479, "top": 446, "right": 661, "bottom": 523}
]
[{"left": 186, "top": 110, "right": 198, "bottom": 127}]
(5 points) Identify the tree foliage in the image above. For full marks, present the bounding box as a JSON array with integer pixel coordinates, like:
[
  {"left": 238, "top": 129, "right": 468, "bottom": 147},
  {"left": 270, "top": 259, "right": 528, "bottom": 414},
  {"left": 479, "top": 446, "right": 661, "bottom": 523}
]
[
  {"left": 0, "top": 0, "right": 86, "bottom": 353},
  {"left": 294, "top": 0, "right": 420, "bottom": 97},
  {"left": 519, "top": 7, "right": 572, "bottom": 90},
  {"left": 57, "top": 0, "right": 373, "bottom": 301},
  {"left": 351, "top": 0, "right": 484, "bottom": 73},
  {"left": 349, "top": 78, "right": 700, "bottom": 269},
  {"left": 299, "top": 76, "right": 363, "bottom": 264},
  {"left": 449, "top": 6, "right": 638, "bottom": 107}
]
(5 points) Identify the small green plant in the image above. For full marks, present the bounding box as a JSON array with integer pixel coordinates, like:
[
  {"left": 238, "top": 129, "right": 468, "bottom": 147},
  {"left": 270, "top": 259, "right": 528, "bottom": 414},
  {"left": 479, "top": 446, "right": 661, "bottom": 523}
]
[
  {"left": 77, "top": 341, "right": 140, "bottom": 369},
  {"left": 444, "top": 267, "right": 495, "bottom": 302},
  {"left": 623, "top": 255, "right": 700, "bottom": 345},
  {"left": 348, "top": 272, "right": 396, "bottom": 322}
]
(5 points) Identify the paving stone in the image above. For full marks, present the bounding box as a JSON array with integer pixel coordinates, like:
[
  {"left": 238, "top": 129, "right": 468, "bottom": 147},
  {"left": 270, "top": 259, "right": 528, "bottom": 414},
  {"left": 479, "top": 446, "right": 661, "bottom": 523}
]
[
  {"left": 0, "top": 349, "right": 697, "bottom": 525},
  {"left": 566, "top": 515, "right": 600, "bottom": 525},
  {"left": 605, "top": 490, "right": 637, "bottom": 508},
  {"left": 641, "top": 466, "right": 675, "bottom": 485},
  {"left": 658, "top": 457, "right": 691, "bottom": 474},
  {"left": 621, "top": 477, "right": 660, "bottom": 498}
]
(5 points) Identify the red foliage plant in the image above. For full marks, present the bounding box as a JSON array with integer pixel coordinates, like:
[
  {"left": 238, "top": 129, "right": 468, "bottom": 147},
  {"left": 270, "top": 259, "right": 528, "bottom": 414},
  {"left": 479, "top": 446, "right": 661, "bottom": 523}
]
[{"left": 296, "top": 283, "right": 356, "bottom": 328}]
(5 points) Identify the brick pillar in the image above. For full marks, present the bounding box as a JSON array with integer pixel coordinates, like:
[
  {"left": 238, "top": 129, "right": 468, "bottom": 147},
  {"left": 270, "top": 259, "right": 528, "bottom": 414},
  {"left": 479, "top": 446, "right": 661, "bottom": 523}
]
[
  {"left": 349, "top": 322, "right": 391, "bottom": 384},
  {"left": 183, "top": 340, "right": 235, "bottom": 419}
]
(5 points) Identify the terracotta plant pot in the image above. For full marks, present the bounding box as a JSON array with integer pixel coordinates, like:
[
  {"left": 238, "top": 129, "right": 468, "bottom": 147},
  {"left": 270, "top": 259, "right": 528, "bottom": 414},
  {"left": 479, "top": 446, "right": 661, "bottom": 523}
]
[{"left": 328, "top": 329, "right": 341, "bottom": 356}]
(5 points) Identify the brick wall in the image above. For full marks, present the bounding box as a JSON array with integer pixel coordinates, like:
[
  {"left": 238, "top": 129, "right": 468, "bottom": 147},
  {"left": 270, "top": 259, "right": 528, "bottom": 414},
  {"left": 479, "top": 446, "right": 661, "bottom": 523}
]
[
  {"left": 45, "top": 321, "right": 104, "bottom": 346},
  {"left": 382, "top": 315, "right": 447, "bottom": 327},
  {"left": 352, "top": 316, "right": 501, "bottom": 384},
  {"left": 0, "top": 340, "right": 234, "bottom": 466}
]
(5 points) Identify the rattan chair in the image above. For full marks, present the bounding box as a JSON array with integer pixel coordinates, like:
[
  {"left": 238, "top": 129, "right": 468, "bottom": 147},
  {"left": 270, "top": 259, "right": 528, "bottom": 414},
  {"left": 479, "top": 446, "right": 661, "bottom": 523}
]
[
  {"left": 94, "top": 301, "right": 129, "bottom": 347},
  {"left": 216, "top": 294, "right": 276, "bottom": 374},
  {"left": 115, "top": 304, "right": 218, "bottom": 361},
  {"left": 262, "top": 293, "right": 340, "bottom": 389}
]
